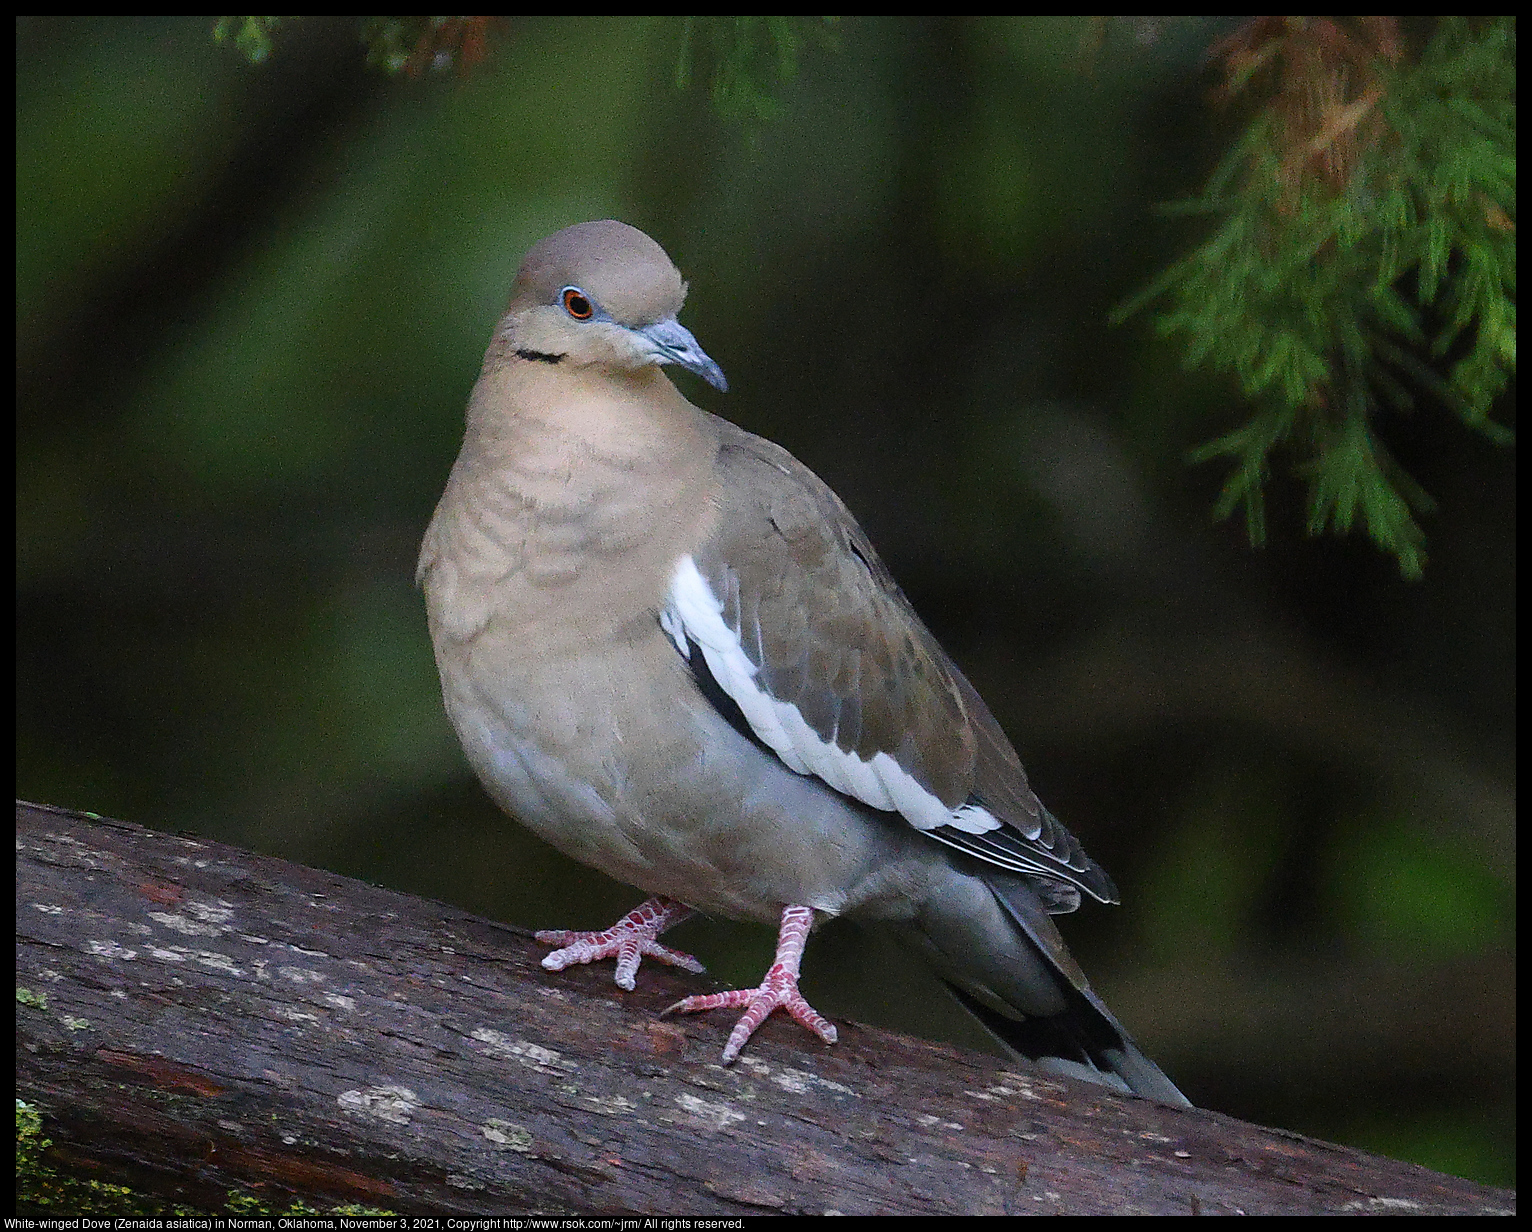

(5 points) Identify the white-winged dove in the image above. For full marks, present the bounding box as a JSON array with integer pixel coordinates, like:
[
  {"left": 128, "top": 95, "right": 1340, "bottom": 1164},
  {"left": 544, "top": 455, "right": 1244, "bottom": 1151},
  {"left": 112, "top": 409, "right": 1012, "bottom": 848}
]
[{"left": 418, "top": 220, "right": 1190, "bottom": 1105}]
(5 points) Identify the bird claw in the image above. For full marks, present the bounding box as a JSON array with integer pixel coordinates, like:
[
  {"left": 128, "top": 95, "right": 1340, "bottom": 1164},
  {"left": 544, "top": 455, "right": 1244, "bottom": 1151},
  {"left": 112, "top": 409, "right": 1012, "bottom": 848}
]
[
  {"left": 535, "top": 896, "right": 702, "bottom": 991},
  {"left": 665, "top": 978, "right": 837, "bottom": 1064},
  {"left": 661, "top": 904, "right": 836, "bottom": 1063}
]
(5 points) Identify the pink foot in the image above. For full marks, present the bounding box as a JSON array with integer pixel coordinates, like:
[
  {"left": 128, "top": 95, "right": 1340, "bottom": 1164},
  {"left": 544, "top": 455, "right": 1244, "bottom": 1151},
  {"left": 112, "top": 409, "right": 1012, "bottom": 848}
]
[
  {"left": 535, "top": 896, "right": 704, "bottom": 991},
  {"left": 663, "top": 905, "right": 837, "bottom": 1063}
]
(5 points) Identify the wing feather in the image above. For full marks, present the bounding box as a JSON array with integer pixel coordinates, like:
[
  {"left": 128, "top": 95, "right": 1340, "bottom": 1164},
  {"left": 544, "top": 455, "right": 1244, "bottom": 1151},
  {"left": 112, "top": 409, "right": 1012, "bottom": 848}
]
[{"left": 663, "top": 419, "right": 1117, "bottom": 906}]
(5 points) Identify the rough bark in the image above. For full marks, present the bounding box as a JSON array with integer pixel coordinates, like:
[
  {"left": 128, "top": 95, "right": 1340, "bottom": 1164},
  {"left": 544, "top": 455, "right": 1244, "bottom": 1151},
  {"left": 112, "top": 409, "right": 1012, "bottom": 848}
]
[{"left": 15, "top": 800, "right": 1515, "bottom": 1216}]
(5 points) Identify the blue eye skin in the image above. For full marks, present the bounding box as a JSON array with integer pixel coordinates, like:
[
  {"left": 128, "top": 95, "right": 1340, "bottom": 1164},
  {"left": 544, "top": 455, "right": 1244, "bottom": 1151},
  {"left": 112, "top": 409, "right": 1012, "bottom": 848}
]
[{"left": 561, "top": 286, "right": 596, "bottom": 320}]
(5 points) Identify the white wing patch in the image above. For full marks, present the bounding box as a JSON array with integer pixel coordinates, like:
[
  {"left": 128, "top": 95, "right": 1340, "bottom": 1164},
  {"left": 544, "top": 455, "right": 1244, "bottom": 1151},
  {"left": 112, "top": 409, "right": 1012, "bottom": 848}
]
[
  {"left": 951, "top": 803, "right": 1004, "bottom": 835},
  {"left": 658, "top": 605, "right": 691, "bottom": 660},
  {"left": 664, "top": 555, "right": 1000, "bottom": 837}
]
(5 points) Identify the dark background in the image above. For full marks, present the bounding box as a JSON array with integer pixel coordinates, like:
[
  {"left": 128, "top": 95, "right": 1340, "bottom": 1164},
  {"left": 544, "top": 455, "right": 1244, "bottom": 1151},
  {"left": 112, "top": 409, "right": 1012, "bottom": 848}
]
[{"left": 17, "top": 17, "right": 1514, "bottom": 1186}]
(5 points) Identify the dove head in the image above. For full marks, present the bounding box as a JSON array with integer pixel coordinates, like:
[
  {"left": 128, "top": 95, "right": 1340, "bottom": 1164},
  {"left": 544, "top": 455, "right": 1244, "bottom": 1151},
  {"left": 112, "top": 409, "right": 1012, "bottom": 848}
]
[{"left": 500, "top": 220, "right": 726, "bottom": 391}]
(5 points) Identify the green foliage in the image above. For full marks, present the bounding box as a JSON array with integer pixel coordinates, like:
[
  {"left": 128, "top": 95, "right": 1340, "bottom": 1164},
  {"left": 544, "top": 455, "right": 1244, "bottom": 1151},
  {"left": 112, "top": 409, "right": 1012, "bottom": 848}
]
[
  {"left": 1117, "top": 18, "right": 1515, "bottom": 578},
  {"left": 17, "top": 1099, "right": 397, "bottom": 1216},
  {"left": 355, "top": 17, "right": 492, "bottom": 75},
  {"left": 215, "top": 15, "right": 495, "bottom": 76},
  {"left": 213, "top": 16, "right": 840, "bottom": 122},
  {"left": 212, "top": 16, "right": 284, "bottom": 65},
  {"left": 17, "top": 1098, "right": 198, "bottom": 1215},
  {"left": 676, "top": 16, "right": 840, "bottom": 125},
  {"left": 15, "top": 1101, "right": 47, "bottom": 1194},
  {"left": 359, "top": 17, "right": 424, "bottom": 74}
]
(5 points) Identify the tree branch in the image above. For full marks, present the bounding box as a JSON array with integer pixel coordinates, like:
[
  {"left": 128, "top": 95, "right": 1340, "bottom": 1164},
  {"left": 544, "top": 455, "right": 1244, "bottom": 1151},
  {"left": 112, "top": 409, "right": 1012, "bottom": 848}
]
[{"left": 15, "top": 800, "right": 1514, "bottom": 1215}]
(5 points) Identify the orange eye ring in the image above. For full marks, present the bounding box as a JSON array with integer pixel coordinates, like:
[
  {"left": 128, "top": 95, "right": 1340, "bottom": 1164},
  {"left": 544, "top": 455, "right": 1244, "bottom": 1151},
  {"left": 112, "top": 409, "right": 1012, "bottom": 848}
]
[{"left": 561, "top": 287, "right": 595, "bottom": 320}]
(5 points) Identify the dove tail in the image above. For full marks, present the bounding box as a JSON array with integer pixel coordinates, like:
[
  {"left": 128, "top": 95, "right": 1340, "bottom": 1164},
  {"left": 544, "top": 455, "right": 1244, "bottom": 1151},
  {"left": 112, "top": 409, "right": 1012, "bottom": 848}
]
[
  {"left": 974, "top": 874, "right": 1191, "bottom": 1106},
  {"left": 944, "top": 976, "right": 1191, "bottom": 1107},
  {"left": 905, "top": 865, "right": 1192, "bottom": 1107}
]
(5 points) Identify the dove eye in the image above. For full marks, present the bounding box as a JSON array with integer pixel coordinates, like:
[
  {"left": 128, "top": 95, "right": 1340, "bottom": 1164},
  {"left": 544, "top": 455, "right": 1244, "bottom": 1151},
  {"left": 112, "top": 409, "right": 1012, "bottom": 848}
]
[{"left": 561, "top": 287, "right": 595, "bottom": 320}]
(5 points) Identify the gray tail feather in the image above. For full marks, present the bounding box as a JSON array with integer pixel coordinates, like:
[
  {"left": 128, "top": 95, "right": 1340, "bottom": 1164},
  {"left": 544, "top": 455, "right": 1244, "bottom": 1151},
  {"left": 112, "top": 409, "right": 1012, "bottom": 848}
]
[
  {"left": 971, "top": 876, "right": 1192, "bottom": 1108},
  {"left": 946, "top": 979, "right": 1191, "bottom": 1107}
]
